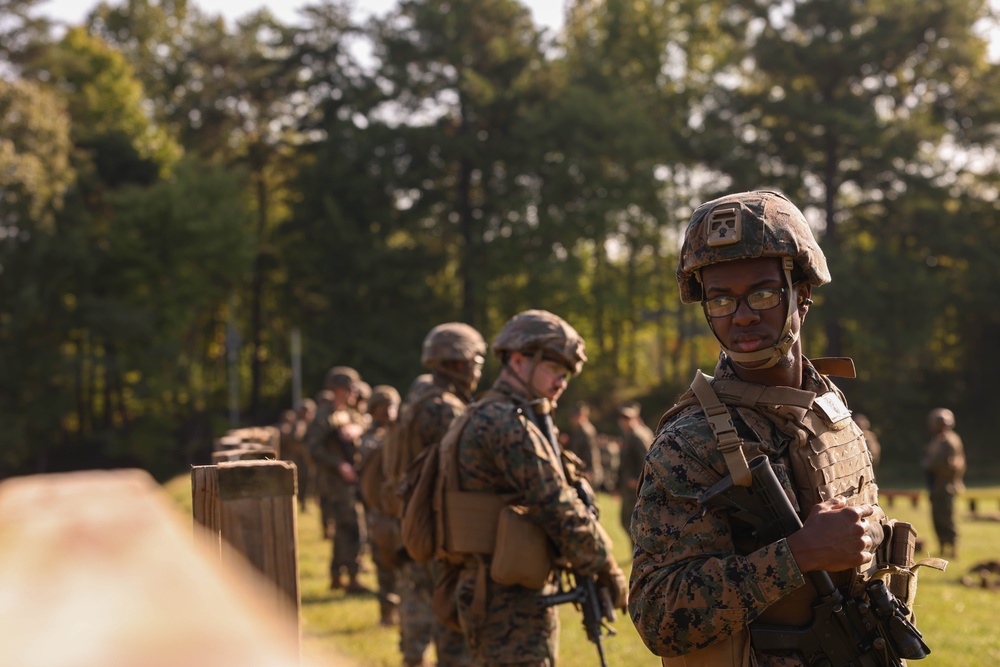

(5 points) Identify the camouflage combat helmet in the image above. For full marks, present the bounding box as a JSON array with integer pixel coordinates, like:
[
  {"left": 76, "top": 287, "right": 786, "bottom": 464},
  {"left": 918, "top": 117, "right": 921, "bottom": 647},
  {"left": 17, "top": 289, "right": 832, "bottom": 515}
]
[
  {"left": 368, "top": 385, "right": 401, "bottom": 412},
  {"left": 324, "top": 365, "right": 360, "bottom": 391},
  {"left": 677, "top": 190, "right": 829, "bottom": 369},
  {"left": 421, "top": 322, "right": 487, "bottom": 369},
  {"left": 492, "top": 309, "right": 587, "bottom": 375},
  {"left": 928, "top": 408, "right": 956, "bottom": 429},
  {"left": 677, "top": 190, "right": 830, "bottom": 303}
]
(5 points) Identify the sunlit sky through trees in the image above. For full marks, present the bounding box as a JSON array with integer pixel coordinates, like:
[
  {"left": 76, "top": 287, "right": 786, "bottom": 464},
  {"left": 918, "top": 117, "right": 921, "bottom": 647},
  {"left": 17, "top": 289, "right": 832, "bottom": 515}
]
[{"left": 39, "top": 0, "right": 566, "bottom": 34}]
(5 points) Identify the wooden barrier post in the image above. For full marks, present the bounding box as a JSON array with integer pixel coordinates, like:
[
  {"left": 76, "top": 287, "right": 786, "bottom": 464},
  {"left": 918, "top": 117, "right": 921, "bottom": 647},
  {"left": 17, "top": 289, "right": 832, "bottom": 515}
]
[
  {"left": 192, "top": 460, "right": 301, "bottom": 627},
  {"left": 192, "top": 465, "right": 222, "bottom": 556}
]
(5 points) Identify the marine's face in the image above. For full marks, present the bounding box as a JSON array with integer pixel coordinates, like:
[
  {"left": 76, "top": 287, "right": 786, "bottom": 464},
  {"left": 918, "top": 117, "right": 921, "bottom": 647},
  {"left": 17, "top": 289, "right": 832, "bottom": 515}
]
[
  {"left": 509, "top": 352, "right": 571, "bottom": 402},
  {"left": 700, "top": 257, "right": 807, "bottom": 361}
]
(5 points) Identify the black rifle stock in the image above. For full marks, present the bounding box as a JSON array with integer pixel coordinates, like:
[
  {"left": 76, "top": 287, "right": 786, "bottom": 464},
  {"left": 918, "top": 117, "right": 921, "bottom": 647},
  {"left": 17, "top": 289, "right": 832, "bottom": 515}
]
[{"left": 699, "top": 455, "right": 928, "bottom": 667}]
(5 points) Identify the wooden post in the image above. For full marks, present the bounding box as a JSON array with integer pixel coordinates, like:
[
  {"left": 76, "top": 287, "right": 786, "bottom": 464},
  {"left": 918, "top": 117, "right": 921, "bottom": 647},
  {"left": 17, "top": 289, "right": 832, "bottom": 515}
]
[
  {"left": 215, "top": 460, "right": 300, "bottom": 620},
  {"left": 192, "top": 465, "right": 221, "bottom": 556}
]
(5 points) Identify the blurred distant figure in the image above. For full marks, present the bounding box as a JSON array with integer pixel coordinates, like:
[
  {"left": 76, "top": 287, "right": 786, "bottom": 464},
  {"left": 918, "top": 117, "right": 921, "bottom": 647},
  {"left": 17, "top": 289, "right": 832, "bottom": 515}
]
[
  {"left": 597, "top": 433, "right": 620, "bottom": 493},
  {"left": 305, "top": 366, "right": 370, "bottom": 593},
  {"left": 386, "top": 323, "right": 485, "bottom": 667},
  {"left": 279, "top": 399, "right": 316, "bottom": 511},
  {"left": 356, "top": 380, "right": 373, "bottom": 415},
  {"left": 358, "top": 384, "right": 403, "bottom": 627},
  {"left": 922, "top": 407, "right": 966, "bottom": 559},
  {"left": 853, "top": 413, "right": 881, "bottom": 468},
  {"left": 564, "top": 401, "right": 604, "bottom": 490},
  {"left": 615, "top": 402, "right": 654, "bottom": 541}
]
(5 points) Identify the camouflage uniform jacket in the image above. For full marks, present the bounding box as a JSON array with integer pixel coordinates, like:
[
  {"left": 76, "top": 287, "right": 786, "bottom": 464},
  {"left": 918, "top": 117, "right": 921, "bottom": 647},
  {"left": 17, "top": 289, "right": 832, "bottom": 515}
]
[
  {"left": 357, "top": 423, "right": 388, "bottom": 472},
  {"left": 410, "top": 375, "right": 468, "bottom": 458},
  {"left": 629, "top": 356, "right": 884, "bottom": 665},
  {"left": 923, "top": 430, "right": 966, "bottom": 495},
  {"left": 455, "top": 379, "right": 612, "bottom": 575},
  {"left": 452, "top": 379, "right": 613, "bottom": 662},
  {"left": 617, "top": 421, "right": 654, "bottom": 495},
  {"left": 305, "top": 403, "right": 367, "bottom": 490}
]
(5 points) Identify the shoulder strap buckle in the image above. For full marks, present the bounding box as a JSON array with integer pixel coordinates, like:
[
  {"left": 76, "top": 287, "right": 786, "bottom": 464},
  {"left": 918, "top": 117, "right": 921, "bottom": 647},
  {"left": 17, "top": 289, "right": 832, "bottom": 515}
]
[{"left": 690, "top": 371, "right": 752, "bottom": 487}]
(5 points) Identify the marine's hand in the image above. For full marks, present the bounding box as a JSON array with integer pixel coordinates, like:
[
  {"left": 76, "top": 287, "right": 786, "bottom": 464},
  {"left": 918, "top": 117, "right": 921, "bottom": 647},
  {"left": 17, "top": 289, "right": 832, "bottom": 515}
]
[
  {"left": 787, "top": 497, "right": 874, "bottom": 573},
  {"left": 596, "top": 557, "right": 628, "bottom": 611},
  {"left": 337, "top": 461, "right": 358, "bottom": 483}
]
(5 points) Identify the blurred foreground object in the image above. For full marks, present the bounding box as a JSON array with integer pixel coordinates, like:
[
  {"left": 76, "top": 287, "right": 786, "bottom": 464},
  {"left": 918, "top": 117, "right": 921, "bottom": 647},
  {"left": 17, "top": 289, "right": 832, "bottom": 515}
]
[{"left": 0, "top": 468, "right": 321, "bottom": 667}]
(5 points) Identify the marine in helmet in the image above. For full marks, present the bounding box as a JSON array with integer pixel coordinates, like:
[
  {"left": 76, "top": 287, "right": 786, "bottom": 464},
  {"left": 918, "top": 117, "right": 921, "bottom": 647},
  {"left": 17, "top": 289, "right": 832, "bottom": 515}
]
[
  {"left": 441, "top": 309, "right": 627, "bottom": 665},
  {"left": 278, "top": 398, "right": 317, "bottom": 511},
  {"left": 614, "top": 402, "right": 653, "bottom": 544},
  {"left": 304, "top": 365, "right": 371, "bottom": 593},
  {"left": 629, "top": 191, "right": 920, "bottom": 666},
  {"left": 357, "top": 384, "right": 403, "bottom": 627},
  {"left": 564, "top": 401, "right": 604, "bottom": 490},
  {"left": 922, "top": 407, "right": 966, "bottom": 558},
  {"left": 387, "top": 322, "right": 486, "bottom": 667}
]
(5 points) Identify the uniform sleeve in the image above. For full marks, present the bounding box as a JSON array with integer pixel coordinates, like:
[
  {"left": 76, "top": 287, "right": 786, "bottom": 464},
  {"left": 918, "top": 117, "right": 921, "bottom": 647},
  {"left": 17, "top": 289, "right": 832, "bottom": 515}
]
[
  {"left": 473, "top": 408, "right": 611, "bottom": 577},
  {"left": 417, "top": 395, "right": 464, "bottom": 449},
  {"left": 628, "top": 426, "right": 806, "bottom": 657}
]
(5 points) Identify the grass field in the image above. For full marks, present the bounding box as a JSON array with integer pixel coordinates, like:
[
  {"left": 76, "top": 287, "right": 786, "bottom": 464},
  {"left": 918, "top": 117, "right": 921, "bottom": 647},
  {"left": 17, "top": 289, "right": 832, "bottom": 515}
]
[{"left": 165, "top": 477, "right": 1000, "bottom": 666}]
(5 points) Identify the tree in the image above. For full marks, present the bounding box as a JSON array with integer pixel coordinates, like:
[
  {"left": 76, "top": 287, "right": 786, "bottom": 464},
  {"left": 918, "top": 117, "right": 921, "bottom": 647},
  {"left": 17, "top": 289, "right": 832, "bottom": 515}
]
[
  {"left": 371, "top": 0, "right": 556, "bottom": 330},
  {"left": 704, "top": 0, "right": 999, "bottom": 357}
]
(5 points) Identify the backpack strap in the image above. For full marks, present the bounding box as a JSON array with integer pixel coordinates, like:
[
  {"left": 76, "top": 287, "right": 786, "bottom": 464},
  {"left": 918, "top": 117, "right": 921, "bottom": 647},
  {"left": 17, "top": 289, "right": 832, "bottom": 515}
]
[{"left": 690, "top": 371, "right": 752, "bottom": 487}]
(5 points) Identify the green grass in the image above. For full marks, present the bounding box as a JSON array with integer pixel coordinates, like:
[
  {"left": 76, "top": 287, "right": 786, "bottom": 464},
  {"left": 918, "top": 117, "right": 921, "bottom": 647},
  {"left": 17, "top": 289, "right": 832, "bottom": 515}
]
[{"left": 166, "top": 474, "right": 1000, "bottom": 666}]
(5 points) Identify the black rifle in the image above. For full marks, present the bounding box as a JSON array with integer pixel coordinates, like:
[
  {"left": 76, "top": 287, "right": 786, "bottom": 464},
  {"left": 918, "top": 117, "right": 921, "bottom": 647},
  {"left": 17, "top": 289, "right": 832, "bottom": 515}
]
[
  {"left": 526, "top": 402, "right": 616, "bottom": 667},
  {"left": 540, "top": 571, "right": 616, "bottom": 667},
  {"left": 700, "top": 455, "right": 929, "bottom": 667}
]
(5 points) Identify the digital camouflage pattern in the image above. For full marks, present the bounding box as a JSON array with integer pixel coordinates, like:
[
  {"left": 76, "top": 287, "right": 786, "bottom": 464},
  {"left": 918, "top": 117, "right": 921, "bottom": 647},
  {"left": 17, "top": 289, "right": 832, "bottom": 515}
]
[
  {"left": 394, "top": 374, "right": 473, "bottom": 667},
  {"left": 629, "top": 357, "right": 886, "bottom": 666},
  {"left": 677, "top": 190, "right": 831, "bottom": 303},
  {"left": 357, "top": 420, "right": 401, "bottom": 623},
  {"left": 491, "top": 309, "right": 587, "bottom": 375},
  {"left": 451, "top": 379, "right": 613, "bottom": 665},
  {"left": 398, "top": 560, "right": 436, "bottom": 664}
]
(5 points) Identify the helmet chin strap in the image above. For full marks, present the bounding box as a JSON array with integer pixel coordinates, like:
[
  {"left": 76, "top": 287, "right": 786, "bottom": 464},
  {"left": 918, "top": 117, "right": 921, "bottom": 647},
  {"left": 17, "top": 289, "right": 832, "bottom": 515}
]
[
  {"left": 504, "top": 349, "right": 557, "bottom": 411},
  {"left": 711, "top": 257, "right": 798, "bottom": 371}
]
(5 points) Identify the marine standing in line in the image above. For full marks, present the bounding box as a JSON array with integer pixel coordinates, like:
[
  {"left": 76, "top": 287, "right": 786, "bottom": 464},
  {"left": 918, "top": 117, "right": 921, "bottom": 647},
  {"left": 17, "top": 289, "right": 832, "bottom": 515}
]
[
  {"left": 629, "top": 190, "right": 931, "bottom": 666},
  {"left": 385, "top": 323, "right": 485, "bottom": 667},
  {"left": 440, "top": 309, "right": 627, "bottom": 666},
  {"left": 614, "top": 402, "right": 653, "bottom": 545},
  {"left": 358, "top": 384, "right": 404, "bottom": 626},
  {"left": 565, "top": 401, "right": 604, "bottom": 491},
  {"left": 305, "top": 366, "right": 370, "bottom": 594}
]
